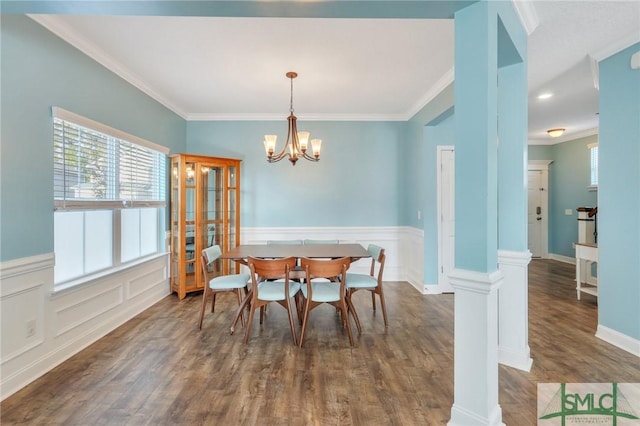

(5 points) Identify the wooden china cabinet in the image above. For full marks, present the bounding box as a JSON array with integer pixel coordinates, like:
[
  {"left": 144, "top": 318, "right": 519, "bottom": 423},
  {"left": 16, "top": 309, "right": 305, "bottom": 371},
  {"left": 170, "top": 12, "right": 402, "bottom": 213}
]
[{"left": 170, "top": 154, "right": 241, "bottom": 299}]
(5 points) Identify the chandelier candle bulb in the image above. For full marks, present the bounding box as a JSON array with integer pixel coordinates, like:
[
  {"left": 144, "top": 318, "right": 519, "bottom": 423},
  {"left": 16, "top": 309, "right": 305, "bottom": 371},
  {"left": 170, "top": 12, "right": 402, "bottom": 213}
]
[
  {"left": 311, "top": 139, "right": 322, "bottom": 158},
  {"left": 298, "top": 132, "right": 310, "bottom": 152},
  {"left": 264, "top": 135, "right": 277, "bottom": 157}
]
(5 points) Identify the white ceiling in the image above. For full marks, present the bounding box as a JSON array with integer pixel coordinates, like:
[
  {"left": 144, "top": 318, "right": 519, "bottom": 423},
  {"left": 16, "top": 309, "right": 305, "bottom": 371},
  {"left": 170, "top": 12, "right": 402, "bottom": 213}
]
[{"left": 30, "top": 1, "right": 640, "bottom": 144}]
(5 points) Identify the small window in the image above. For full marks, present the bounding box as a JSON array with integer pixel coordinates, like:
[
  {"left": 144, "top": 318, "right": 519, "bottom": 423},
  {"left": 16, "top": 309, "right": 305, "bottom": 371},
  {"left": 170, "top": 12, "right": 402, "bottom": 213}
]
[{"left": 588, "top": 142, "right": 598, "bottom": 187}]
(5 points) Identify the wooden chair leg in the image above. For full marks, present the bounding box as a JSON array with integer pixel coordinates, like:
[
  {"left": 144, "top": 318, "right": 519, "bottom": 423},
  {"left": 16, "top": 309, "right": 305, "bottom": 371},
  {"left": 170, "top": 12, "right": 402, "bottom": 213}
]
[
  {"left": 198, "top": 288, "right": 209, "bottom": 330},
  {"left": 211, "top": 293, "right": 217, "bottom": 313},
  {"left": 235, "top": 288, "right": 246, "bottom": 328},
  {"left": 346, "top": 292, "right": 362, "bottom": 334},
  {"left": 377, "top": 289, "right": 388, "bottom": 327},
  {"left": 340, "top": 301, "right": 354, "bottom": 346},
  {"left": 298, "top": 301, "right": 311, "bottom": 348},
  {"left": 244, "top": 305, "right": 257, "bottom": 344},
  {"left": 371, "top": 291, "right": 376, "bottom": 311},
  {"left": 285, "top": 298, "right": 298, "bottom": 346}
]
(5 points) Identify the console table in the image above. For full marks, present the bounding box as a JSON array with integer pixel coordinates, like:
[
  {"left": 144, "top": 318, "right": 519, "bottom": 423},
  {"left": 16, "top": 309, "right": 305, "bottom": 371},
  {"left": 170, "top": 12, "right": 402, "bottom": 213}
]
[{"left": 575, "top": 242, "right": 598, "bottom": 300}]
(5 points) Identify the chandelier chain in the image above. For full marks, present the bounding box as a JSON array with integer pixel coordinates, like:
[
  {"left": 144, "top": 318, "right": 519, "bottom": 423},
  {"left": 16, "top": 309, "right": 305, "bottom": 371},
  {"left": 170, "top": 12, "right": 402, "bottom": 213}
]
[{"left": 289, "top": 75, "right": 294, "bottom": 114}]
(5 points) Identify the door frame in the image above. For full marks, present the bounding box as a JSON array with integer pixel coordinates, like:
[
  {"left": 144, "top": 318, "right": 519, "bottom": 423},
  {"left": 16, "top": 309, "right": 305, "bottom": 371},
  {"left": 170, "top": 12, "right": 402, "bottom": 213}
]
[
  {"left": 437, "top": 145, "right": 455, "bottom": 292},
  {"left": 528, "top": 160, "right": 553, "bottom": 259}
]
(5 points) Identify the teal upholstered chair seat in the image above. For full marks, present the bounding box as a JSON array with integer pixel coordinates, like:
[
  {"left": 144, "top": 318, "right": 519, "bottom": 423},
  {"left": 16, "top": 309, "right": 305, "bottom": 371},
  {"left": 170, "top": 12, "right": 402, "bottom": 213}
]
[
  {"left": 257, "top": 280, "right": 301, "bottom": 301},
  {"left": 301, "top": 281, "right": 341, "bottom": 303}
]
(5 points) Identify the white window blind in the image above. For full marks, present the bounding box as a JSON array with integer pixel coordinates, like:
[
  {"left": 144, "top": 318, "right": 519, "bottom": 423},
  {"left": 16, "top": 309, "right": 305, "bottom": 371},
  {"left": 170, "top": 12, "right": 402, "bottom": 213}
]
[
  {"left": 588, "top": 142, "right": 598, "bottom": 187},
  {"left": 53, "top": 107, "right": 168, "bottom": 210}
]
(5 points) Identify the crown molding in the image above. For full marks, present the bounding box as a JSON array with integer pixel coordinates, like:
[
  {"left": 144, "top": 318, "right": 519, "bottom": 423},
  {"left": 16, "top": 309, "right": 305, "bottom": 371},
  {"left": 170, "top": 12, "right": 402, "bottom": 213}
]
[
  {"left": 28, "top": 14, "right": 190, "bottom": 119},
  {"left": 404, "top": 67, "right": 454, "bottom": 120},
  {"left": 511, "top": 0, "right": 539, "bottom": 35},
  {"left": 589, "top": 54, "right": 600, "bottom": 91},
  {"left": 186, "top": 112, "right": 408, "bottom": 122},
  {"left": 590, "top": 29, "right": 640, "bottom": 62}
]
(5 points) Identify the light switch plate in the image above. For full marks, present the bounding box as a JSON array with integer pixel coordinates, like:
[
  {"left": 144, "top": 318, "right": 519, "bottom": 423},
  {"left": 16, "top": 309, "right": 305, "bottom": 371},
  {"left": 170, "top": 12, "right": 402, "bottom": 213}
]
[{"left": 565, "top": 209, "right": 573, "bottom": 215}]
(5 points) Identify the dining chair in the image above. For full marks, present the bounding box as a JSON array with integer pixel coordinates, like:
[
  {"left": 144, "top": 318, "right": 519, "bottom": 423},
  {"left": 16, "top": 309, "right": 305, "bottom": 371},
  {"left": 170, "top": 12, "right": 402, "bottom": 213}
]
[
  {"left": 303, "top": 239, "right": 339, "bottom": 244},
  {"left": 298, "top": 257, "right": 355, "bottom": 347},
  {"left": 245, "top": 256, "right": 301, "bottom": 345},
  {"left": 198, "top": 245, "right": 251, "bottom": 330},
  {"left": 345, "top": 244, "right": 388, "bottom": 332}
]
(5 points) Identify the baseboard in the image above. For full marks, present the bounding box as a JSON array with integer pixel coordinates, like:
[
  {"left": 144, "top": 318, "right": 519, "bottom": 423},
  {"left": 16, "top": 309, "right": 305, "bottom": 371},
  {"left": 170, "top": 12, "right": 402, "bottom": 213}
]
[
  {"left": 498, "top": 346, "right": 533, "bottom": 372},
  {"left": 408, "top": 280, "right": 429, "bottom": 294},
  {"left": 595, "top": 325, "right": 640, "bottom": 357},
  {"left": 547, "top": 253, "right": 576, "bottom": 264}
]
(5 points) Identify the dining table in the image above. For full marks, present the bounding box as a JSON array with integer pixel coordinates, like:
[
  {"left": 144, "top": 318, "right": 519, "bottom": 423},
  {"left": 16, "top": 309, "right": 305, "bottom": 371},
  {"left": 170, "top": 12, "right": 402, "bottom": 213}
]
[{"left": 221, "top": 243, "right": 371, "bottom": 334}]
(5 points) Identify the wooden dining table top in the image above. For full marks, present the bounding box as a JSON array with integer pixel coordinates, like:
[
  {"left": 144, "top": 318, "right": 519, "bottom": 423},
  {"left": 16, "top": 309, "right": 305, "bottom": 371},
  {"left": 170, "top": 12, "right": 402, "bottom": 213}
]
[{"left": 221, "top": 243, "right": 370, "bottom": 262}]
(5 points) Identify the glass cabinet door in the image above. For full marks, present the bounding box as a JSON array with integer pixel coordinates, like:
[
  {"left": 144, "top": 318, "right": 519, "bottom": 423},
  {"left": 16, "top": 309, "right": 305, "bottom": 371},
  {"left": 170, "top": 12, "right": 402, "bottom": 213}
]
[
  {"left": 170, "top": 158, "right": 180, "bottom": 293},
  {"left": 184, "top": 161, "right": 197, "bottom": 288},
  {"left": 200, "top": 163, "right": 224, "bottom": 278},
  {"left": 170, "top": 154, "right": 241, "bottom": 299}
]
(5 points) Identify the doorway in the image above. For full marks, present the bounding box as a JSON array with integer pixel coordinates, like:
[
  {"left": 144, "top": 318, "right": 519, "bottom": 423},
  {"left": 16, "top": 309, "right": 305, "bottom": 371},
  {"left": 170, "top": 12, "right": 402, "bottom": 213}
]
[
  {"left": 437, "top": 146, "right": 455, "bottom": 292},
  {"left": 527, "top": 161, "right": 552, "bottom": 258}
]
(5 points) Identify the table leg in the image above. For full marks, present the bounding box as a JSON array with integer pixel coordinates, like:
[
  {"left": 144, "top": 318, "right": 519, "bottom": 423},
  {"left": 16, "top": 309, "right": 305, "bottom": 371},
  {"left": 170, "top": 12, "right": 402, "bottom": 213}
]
[
  {"left": 230, "top": 290, "right": 252, "bottom": 334},
  {"left": 576, "top": 257, "right": 582, "bottom": 300}
]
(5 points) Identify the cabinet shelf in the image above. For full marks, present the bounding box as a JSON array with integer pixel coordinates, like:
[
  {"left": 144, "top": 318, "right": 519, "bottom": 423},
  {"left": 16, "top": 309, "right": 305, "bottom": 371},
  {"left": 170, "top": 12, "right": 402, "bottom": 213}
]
[{"left": 170, "top": 154, "right": 241, "bottom": 299}]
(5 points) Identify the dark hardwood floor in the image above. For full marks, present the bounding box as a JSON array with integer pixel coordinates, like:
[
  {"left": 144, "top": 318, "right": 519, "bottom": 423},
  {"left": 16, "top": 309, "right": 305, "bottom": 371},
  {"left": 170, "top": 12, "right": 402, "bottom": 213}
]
[{"left": 2, "top": 260, "right": 639, "bottom": 425}]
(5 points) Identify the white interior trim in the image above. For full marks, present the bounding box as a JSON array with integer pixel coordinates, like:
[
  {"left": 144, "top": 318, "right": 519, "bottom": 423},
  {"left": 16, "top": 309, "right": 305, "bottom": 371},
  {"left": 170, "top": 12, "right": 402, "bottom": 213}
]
[
  {"left": 52, "top": 107, "right": 170, "bottom": 154},
  {"left": 596, "top": 325, "right": 640, "bottom": 357},
  {"left": 528, "top": 161, "right": 551, "bottom": 259}
]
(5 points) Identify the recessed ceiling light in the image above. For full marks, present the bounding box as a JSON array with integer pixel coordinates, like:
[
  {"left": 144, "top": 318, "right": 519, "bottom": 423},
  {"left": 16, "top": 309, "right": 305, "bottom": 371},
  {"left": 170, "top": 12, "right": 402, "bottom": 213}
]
[{"left": 537, "top": 93, "right": 553, "bottom": 100}]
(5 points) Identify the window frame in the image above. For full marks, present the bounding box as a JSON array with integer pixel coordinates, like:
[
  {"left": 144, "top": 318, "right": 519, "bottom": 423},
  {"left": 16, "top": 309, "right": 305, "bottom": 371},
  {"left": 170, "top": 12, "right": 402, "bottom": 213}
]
[
  {"left": 588, "top": 142, "right": 598, "bottom": 190},
  {"left": 52, "top": 107, "right": 170, "bottom": 289}
]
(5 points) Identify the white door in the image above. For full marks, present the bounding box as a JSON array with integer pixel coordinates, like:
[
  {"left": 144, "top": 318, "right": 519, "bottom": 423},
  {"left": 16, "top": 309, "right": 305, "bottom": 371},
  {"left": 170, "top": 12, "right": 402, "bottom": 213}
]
[
  {"left": 528, "top": 170, "right": 543, "bottom": 257},
  {"left": 438, "top": 147, "right": 455, "bottom": 292}
]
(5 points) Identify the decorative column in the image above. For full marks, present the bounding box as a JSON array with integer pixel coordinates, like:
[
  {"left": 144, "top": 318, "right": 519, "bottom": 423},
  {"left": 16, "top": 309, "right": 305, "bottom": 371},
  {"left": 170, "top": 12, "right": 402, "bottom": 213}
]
[
  {"left": 449, "top": 2, "right": 528, "bottom": 424},
  {"left": 449, "top": 2, "right": 502, "bottom": 425},
  {"left": 497, "top": 54, "right": 532, "bottom": 371}
]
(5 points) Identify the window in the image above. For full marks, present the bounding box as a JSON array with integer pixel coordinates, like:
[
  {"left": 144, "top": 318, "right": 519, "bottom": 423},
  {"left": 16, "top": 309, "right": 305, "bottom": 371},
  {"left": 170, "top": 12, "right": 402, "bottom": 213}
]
[
  {"left": 588, "top": 142, "right": 598, "bottom": 187},
  {"left": 53, "top": 107, "right": 169, "bottom": 287}
]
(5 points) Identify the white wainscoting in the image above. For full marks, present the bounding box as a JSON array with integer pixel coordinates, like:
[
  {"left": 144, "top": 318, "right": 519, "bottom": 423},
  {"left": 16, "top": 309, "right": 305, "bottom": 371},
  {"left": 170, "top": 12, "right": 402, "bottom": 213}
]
[
  {"left": 0, "top": 253, "right": 170, "bottom": 400},
  {"left": 241, "top": 226, "right": 425, "bottom": 286}
]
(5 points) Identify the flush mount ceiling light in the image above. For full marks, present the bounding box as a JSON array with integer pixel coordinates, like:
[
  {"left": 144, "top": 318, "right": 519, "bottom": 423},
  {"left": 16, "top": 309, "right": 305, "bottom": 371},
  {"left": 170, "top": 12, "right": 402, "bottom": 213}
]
[
  {"left": 537, "top": 93, "right": 554, "bottom": 100},
  {"left": 547, "top": 128, "right": 565, "bottom": 138},
  {"left": 262, "top": 72, "right": 322, "bottom": 166}
]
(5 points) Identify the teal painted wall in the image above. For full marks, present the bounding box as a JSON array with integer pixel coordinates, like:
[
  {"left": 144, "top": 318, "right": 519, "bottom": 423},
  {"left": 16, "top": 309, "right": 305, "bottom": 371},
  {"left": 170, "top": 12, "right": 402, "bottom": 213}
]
[
  {"left": 0, "top": 16, "right": 186, "bottom": 262},
  {"left": 186, "top": 120, "right": 403, "bottom": 227},
  {"left": 404, "top": 83, "right": 456, "bottom": 231},
  {"left": 528, "top": 145, "right": 552, "bottom": 161},
  {"left": 598, "top": 43, "right": 640, "bottom": 340},
  {"left": 548, "top": 136, "right": 599, "bottom": 257}
]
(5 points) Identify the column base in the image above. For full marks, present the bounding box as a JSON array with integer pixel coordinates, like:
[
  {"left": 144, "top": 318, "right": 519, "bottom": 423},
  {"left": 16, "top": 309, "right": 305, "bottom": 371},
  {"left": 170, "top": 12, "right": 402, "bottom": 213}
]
[
  {"left": 448, "top": 403, "right": 504, "bottom": 426},
  {"left": 497, "top": 249, "right": 533, "bottom": 372}
]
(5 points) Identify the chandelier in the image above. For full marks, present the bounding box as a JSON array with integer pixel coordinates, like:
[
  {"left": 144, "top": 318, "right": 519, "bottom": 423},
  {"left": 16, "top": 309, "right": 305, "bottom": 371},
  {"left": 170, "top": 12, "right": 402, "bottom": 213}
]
[{"left": 263, "top": 72, "right": 322, "bottom": 166}]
